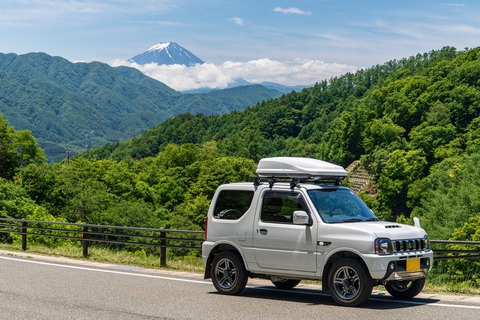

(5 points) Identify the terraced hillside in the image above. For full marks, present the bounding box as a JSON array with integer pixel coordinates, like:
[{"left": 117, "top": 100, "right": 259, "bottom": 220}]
[{"left": 346, "top": 160, "right": 376, "bottom": 195}]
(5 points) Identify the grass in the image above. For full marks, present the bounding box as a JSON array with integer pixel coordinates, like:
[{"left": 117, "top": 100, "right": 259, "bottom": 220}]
[
  {"left": 0, "top": 242, "right": 205, "bottom": 273},
  {"left": 1, "top": 242, "right": 478, "bottom": 296}
]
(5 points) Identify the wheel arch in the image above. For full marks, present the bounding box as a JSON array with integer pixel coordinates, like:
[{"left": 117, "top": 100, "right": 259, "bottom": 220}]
[
  {"left": 204, "top": 242, "right": 247, "bottom": 279},
  {"left": 321, "top": 250, "right": 369, "bottom": 292}
]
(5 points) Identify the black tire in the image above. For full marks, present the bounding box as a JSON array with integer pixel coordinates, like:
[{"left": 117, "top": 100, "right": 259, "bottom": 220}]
[
  {"left": 385, "top": 278, "right": 425, "bottom": 299},
  {"left": 328, "top": 258, "right": 373, "bottom": 307},
  {"left": 270, "top": 278, "right": 301, "bottom": 289},
  {"left": 211, "top": 251, "right": 248, "bottom": 295}
]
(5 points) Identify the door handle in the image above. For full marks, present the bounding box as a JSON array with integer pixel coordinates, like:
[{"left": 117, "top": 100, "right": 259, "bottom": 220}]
[{"left": 259, "top": 229, "right": 268, "bottom": 235}]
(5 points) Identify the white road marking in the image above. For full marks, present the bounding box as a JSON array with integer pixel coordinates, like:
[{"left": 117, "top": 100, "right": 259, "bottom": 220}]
[{"left": 0, "top": 255, "right": 211, "bottom": 285}]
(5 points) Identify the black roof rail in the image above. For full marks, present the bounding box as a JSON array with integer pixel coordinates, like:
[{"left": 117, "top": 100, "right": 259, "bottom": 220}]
[{"left": 253, "top": 176, "right": 343, "bottom": 189}]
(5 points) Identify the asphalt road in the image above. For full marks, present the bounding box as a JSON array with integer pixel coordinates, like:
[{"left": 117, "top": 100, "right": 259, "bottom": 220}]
[{"left": 0, "top": 250, "right": 479, "bottom": 320}]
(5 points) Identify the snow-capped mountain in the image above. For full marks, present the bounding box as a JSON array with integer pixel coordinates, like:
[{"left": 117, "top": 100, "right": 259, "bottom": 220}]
[{"left": 129, "top": 42, "right": 204, "bottom": 66}]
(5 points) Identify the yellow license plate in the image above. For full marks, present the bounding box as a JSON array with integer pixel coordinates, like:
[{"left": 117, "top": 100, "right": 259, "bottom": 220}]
[{"left": 406, "top": 258, "right": 420, "bottom": 272}]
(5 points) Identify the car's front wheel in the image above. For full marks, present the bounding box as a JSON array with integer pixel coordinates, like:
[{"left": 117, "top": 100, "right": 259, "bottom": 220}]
[
  {"left": 385, "top": 278, "right": 425, "bottom": 299},
  {"left": 211, "top": 251, "right": 248, "bottom": 295},
  {"left": 328, "top": 258, "right": 373, "bottom": 307}
]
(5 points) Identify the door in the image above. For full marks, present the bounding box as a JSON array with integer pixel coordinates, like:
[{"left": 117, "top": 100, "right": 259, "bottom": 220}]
[{"left": 253, "top": 190, "right": 317, "bottom": 273}]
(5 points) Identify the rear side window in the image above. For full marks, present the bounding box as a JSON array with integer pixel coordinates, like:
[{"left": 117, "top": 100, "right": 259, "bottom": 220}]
[{"left": 213, "top": 190, "right": 254, "bottom": 220}]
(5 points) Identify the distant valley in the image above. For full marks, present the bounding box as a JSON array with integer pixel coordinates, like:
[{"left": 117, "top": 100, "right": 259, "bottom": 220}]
[{"left": 0, "top": 51, "right": 287, "bottom": 162}]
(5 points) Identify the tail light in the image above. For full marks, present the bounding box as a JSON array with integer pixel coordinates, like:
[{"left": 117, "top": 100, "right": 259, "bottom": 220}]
[{"left": 204, "top": 217, "right": 208, "bottom": 241}]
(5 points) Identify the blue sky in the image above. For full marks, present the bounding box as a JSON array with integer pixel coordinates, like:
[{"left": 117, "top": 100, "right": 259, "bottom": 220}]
[{"left": 1, "top": 0, "right": 480, "bottom": 90}]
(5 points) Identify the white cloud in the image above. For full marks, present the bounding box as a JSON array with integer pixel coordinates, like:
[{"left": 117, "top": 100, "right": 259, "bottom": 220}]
[
  {"left": 229, "top": 17, "right": 245, "bottom": 26},
  {"left": 273, "top": 7, "right": 312, "bottom": 16},
  {"left": 375, "top": 18, "right": 385, "bottom": 27},
  {"left": 109, "top": 58, "right": 357, "bottom": 91},
  {"left": 440, "top": 3, "right": 467, "bottom": 7},
  {"left": 0, "top": 0, "right": 178, "bottom": 26}
]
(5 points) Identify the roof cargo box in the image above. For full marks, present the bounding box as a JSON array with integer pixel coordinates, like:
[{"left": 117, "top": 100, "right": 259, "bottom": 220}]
[{"left": 256, "top": 157, "right": 347, "bottom": 180}]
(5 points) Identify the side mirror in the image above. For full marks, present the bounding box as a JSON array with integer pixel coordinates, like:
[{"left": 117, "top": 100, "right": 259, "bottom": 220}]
[{"left": 292, "top": 210, "right": 312, "bottom": 226}]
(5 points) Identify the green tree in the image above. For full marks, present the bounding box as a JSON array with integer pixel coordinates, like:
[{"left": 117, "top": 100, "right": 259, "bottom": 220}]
[
  {"left": 0, "top": 115, "right": 45, "bottom": 180},
  {"left": 370, "top": 76, "right": 431, "bottom": 133},
  {"left": 376, "top": 149, "right": 427, "bottom": 220},
  {"left": 360, "top": 116, "right": 407, "bottom": 176},
  {"left": 319, "top": 109, "right": 365, "bottom": 166},
  {"left": 464, "top": 116, "right": 480, "bottom": 154},
  {"left": 362, "top": 116, "right": 406, "bottom": 155},
  {"left": 0, "top": 178, "right": 36, "bottom": 218},
  {"left": 409, "top": 102, "right": 457, "bottom": 164},
  {"left": 434, "top": 216, "right": 480, "bottom": 288},
  {"left": 411, "top": 154, "right": 480, "bottom": 240}
]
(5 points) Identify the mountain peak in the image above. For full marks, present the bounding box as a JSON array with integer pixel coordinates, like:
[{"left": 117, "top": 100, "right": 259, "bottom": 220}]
[
  {"left": 129, "top": 42, "right": 204, "bottom": 66},
  {"left": 147, "top": 42, "right": 171, "bottom": 52}
]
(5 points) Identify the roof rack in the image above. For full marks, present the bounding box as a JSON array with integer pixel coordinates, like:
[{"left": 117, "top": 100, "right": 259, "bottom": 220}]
[{"left": 253, "top": 176, "right": 342, "bottom": 189}]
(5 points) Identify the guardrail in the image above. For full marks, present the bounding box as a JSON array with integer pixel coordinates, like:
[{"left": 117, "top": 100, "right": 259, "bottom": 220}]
[
  {"left": 429, "top": 240, "right": 480, "bottom": 260},
  {"left": 0, "top": 218, "right": 479, "bottom": 266},
  {"left": 0, "top": 218, "right": 204, "bottom": 266}
]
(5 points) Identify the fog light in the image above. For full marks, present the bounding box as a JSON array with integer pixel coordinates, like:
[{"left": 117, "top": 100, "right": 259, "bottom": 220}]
[
  {"left": 389, "top": 262, "right": 396, "bottom": 270},
  {"left": 426, "top": 259, "right": 430, "bottom": 267}
]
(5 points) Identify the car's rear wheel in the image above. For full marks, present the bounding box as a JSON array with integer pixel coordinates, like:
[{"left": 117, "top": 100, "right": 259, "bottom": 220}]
[
  {"left": 270, "top": 277, "right": 301, "bottom": 289},
  {"left": 385, "top": 278, "right": 425, "bottom": 299},
  {"left": 328, "top": 258, "right": 373, "bottom": 307},
  {"left": 211, "top": 251, "right": 248, "bottom": 295}
]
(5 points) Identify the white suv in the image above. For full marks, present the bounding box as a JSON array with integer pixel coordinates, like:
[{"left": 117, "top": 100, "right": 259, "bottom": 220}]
[{"left": 202, "top": 157, "right": 433, "bottom": 307}]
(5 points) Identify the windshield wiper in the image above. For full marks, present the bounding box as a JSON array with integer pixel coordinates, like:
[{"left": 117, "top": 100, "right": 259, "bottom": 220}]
[
  {"left": 340, "top": 218, "right": 364, "bottom": 223},
  {"left": 340, "top": 217, "right": 379, "bottom": 223}
]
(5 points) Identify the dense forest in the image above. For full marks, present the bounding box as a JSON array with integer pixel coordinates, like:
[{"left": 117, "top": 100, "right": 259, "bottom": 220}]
[{"left": 0, "top": 47, "right": 479, "bottom": 288}]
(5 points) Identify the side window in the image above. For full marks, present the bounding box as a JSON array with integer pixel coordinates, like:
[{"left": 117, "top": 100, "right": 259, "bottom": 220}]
[
  {"left": 261, "top": 191, "right": 308, "bottom": 223},
  {"left": 213, "top": 190, "right": 254, "bottom": 220}
]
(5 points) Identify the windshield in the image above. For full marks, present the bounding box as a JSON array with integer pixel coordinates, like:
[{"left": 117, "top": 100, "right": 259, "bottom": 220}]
[{"left": 307, "top": 188, "right": 378, "bottom": 223}]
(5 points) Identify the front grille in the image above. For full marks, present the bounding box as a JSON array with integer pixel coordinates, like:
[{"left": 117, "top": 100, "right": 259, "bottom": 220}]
[{"left": 391, "top": 238, "right": 427, "bottom": 252}]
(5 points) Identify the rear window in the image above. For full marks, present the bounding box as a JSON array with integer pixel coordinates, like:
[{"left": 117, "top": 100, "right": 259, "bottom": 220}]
[{"left": 213, "top": 190, "right": 254, "bottom": 220}]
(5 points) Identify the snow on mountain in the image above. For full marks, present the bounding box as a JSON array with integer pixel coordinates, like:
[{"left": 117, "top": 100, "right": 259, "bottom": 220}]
[{"left": 129, "top": 42, "right": 204, "bottom": 66}]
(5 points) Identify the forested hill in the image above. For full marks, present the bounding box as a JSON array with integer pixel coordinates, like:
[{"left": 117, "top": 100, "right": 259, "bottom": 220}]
[
  {"left": 0, "top": 52, "right": 282, "bottom": 161},
  {"left": 85, "top": 45, "right": 471, "bottom": 163},
  {"left": 84, "top": 46, "right": 480, "bottom": 237}
]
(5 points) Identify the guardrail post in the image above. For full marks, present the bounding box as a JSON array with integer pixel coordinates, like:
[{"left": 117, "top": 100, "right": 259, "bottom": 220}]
[
  {"left": 82, "top": 224, "right": 89, "bottom": 257},
  {"left": 160, "top": 230, "right": 166, "bottom": 267},
  {"left": 21, "top": 218, "right": 27, "bottom": 251}
]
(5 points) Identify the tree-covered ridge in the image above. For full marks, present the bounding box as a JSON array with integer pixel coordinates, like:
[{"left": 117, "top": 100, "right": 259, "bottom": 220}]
[
  {"left": 0, "top": 52, "right": 282, "bottom": 162},
  {"left": 87, "top": 47, "right": 459, "bottom": 161},
  {"left": 84, "top": 46, "right": 480, "bottom": 231}
]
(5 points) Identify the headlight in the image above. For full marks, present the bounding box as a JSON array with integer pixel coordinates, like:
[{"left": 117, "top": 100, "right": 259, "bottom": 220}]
[{"left": 375, "top": 238, "right": 392, "bottom": 255}]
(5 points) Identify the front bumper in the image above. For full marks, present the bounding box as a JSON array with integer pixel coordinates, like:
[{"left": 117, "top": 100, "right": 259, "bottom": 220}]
[
  {"left": 382, "top": 257, "right": 431, "bottom": 281},
  {"left": 383, "top": 269, "right": 429, "bottom": 281},
  {"left": 363, "top": 250, "right": 433, "bottom": 280}
]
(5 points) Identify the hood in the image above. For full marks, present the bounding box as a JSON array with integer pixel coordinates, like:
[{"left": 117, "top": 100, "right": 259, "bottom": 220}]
[
  {"left": 363, "top": 221, "right": 426, "bottom": 239},
  {"left": 322, "top": 221, "right": 427, "bottom": 240}
]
